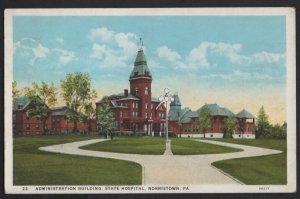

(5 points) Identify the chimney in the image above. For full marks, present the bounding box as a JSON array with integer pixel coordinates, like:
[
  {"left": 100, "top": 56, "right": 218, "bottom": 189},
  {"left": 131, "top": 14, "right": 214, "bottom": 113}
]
[{"left": 124, "top": 89, "right": 128, "bottom": 97}]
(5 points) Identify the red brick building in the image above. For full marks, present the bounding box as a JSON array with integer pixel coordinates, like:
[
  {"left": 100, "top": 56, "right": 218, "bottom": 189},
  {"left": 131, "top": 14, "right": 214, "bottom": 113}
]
[
  {"left": 168, "top": 93, "right": 256, "bottom": 139},
  {"left": 13, "top": 98, "right": 97, "bottom": 135},
  {"left": 96, "top": 47, "right": 167, "bottom": 136}
]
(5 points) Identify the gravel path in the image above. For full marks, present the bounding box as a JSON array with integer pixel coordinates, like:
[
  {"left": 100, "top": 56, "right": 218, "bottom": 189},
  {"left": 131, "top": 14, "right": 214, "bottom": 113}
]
[{"left": 39, "top": 139, "right": 282, "bottom": 185}]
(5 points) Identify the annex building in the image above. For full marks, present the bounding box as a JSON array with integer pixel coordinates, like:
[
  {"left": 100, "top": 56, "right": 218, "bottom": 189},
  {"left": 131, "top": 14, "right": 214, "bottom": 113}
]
[{"left": 168, "top": 94, "right": 256, "bottom": 139}]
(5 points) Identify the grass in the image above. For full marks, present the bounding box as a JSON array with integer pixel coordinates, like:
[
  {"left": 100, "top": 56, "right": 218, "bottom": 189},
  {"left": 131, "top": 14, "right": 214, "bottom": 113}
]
[
  {"left": 210, "top": 138, "right": 287, "bottom": 184},
  {"left": 80, "top": 136, "right": 166, "bottom": 155},
  {"left": 171, "top": 138, "right": 242, "bottom": 155},
  {"left": 13, "top": 135, "right": 142, "bottom": 185}
]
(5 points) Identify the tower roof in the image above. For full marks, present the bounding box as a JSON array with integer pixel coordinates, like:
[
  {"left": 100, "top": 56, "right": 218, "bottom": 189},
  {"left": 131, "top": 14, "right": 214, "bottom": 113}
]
[
  {"left": 130, "top": 49, "right": 152, "bottom": 79},
  {"left": 236, "top": 109, "right": 255, "bottom": 119},
  {"left": 170, "top": 93, "right": 181, "bottom": 107}
]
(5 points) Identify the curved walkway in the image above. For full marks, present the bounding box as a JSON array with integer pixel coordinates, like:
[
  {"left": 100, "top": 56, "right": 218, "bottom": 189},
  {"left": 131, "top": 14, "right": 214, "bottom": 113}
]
[{"left": 39, "top": 139, "right": 282, "bottom": 185}]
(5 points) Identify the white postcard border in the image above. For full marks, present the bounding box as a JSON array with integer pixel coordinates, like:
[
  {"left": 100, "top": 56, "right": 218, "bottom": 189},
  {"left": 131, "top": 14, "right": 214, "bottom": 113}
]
[{"left": 4, "top": 8, "right": 296, "bottom": 194}]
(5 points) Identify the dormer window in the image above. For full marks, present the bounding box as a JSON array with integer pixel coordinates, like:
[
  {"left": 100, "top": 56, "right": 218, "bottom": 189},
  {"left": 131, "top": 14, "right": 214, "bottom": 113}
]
[{"left": 145, "top": 87, "right": 149, "bottom": 95}]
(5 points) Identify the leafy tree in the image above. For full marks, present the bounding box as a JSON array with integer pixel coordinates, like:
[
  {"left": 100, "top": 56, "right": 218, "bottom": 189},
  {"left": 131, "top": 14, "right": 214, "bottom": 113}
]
[
  {"left": 61, "top": 72, "right": 96, "bottom": 131},
  {"left": 269, "top": 123, "right": 287, "bottom": 139},
  {"left": 84, "top": 102, "right": 96, "bottom": 132},
  {"left": 256, "top": 106, "right": 270, "bottom": 138},
  {"left": 199, "top": 107, "right": 211, "bottom": 138},
  {"left": 97, "top": 96, "right": 116, "bottom": 138},
  {"left": 223, "top": 117, "right": 238, "bottom": 138},
  {"left": 24, "top": 82, "right": 57, "bottom": 133},
  {"left": 12, "top": 81, "right": 21, "bottom": 110}
]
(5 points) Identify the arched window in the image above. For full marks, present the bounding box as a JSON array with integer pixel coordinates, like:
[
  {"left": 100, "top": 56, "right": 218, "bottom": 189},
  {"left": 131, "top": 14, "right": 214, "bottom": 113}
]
[{"left": 145, "top": 87, "right": 149, "bottom": 95}]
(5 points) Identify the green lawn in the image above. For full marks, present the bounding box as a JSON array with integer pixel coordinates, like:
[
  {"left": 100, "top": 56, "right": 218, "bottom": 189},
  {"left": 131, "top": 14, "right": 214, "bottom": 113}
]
[
  {"left": 14, "top": 135, "right": 142, "bottom": 185},
  {"left": 81, "top": 136, "right": 166, "bottom": 155},
  {"left": 171, "top": 138, "right": 242, "bottom": 155},
  {"left": 210, "top": 138, "right": 287, "bottom": 184}
]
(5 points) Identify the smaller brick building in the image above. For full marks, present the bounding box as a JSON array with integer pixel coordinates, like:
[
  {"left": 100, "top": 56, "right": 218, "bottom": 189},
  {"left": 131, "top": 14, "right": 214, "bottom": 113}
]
[
  {"left": 13, "top": 97, "right": 97, "bottom": 136},
  {"left": 168, "top": 93, "right": 256, "bottom": 139}
]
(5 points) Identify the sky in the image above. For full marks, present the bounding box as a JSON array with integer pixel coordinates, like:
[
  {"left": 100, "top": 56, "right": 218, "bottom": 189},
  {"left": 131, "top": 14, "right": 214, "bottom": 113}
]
[{"left": 13, "top": 16, "right": 286, "bottom": 124}]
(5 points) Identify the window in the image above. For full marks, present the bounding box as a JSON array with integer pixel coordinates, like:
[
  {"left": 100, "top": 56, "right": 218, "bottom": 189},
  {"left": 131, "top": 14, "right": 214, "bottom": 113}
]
[
  {"left": 132, "top": 112, "right": 135, "bottom": 117},
  {"left": 145, "top": 87, "right": 149, "bottom": 95},
  {"left": 145, "top": 103, "right": 148, "bottom": 109},
  {"left": 36, "top": 125, "right": 39, "bottom": 130},
  {"left": 135, "top": 88, "right": 139, "bottom": 95},
  {"left": 151, "top": 104, "right": 153, "bottom": 109},
  {"left": 146, "top": 112, "right": 148, "bottom": 119},
  {"left": 120, "top": 111, "right": 123, "bottom": 118},
  {"left": 159, "top": 113, "right": 161, "bottom": 118},
  {"left": 26, "top": 124, "right": 30, "bottom": 130},
  {"left": 150, "top": 113, "right": 152, "bottom": 119},
  {"left": 136, "top": 102, "right": 138, "bottom": 108},
  {"left": 133, "top": 103, "right": 135, "bottom": 109},
  {"left": 162, "top": 113, "right": 164, "bottom": 119},
  {"left": 136, "top": 112, "right": 138, "bottom": 117},
  {"left": 134, "top": 72, "right": 138, "bottom": 76}
]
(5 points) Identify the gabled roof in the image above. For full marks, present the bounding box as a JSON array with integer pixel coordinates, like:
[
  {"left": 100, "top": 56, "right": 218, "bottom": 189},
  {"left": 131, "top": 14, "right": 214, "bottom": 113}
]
[
  {"left": 197, "top": 103, "right": 234, "bottom": 117},
  {"left": 51, "top": 106, "right": 67, "bottom": 116},
  {"left": 236, "top": 109, "right": 255, "bottom": 119},
  {"left": 168, "top": 107, "right": 192, "bottom": 122},
  {"left": 221, "top": 107, "right": 236, "bottom": 117},
  {"left": 129, "top": 49, "right": 152, "bottom": 79},
  {"left": 13, "top": 96, "right": 31, "bottom": 110},
  {"left": 188, "top": 103, "right": 236, "bottom": 118},
  {"left": 116, "top": 94, "right": 140, "bottom": 101},
  {"left": 110, "top": 99, "right": 128, "bottom": 108},
  {"left": 96, "top": 93, "right": 140, "bottom": 104}
]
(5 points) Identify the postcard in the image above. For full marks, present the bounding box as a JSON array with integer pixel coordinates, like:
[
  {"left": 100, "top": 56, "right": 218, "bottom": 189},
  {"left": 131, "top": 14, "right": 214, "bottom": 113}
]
[{"left": 4, "top": 8, "right": 296, "bottom": 194}]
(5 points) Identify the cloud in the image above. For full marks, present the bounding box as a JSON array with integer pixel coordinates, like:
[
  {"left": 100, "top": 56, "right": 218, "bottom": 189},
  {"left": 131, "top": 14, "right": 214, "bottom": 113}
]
[
  {"left": 157, "top": 46, "right": 181, "bottom": 62},
  {"left": 14, "top": 38, "right": 75, "bottom": 66},
  {"left": 88, "top": 27, "right": 139, "bottom": 68},
  {"left": 156, "top": 42, "right": 243, "bottom": 69},
  {"left": 88, "top": 27, "right": 114, "bottom": 42},
  {"left": 55, "top": 37, "right": 64, "bottom": 43},
  {"left": 14, "top": 38, "right": 50, "bottom": 65},
  {"left": 156, "top": 41, "right": 285, "bottom": 70},
  {"left": 52, "top": 48, "right": 76, "bottom": 65}
]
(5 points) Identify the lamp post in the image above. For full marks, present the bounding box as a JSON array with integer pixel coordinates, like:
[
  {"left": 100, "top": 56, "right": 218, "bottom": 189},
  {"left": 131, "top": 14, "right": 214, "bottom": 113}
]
[{"left": 159, "top": 88, "right": 174, "bottom": 140}]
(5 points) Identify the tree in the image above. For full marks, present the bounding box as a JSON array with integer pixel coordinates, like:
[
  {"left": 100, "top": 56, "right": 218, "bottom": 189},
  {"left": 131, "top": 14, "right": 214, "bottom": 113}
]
[
  {"left": 256, "top": 106, "right": 270, "bottom": 138},
  {"left": 269, "top": 123, "right": 287, "bottom": 139},
  {"left": 97, "top": 96, "right": 116, "bottom": 138},
  {"left": 24, "top": 82, "right": 57, "bottom": 133},
  {"left": 83, "top": 102, "right": 96, "bottom": 132},
  {"left": 12, "top": 81, "right": 21, "bottom": 110},
  {"left": 199, "top": 107, "right": 211, "bottom": 138},
  {"left": 223, "top": 117, "right": 238, "bottom": 138},
  {"left": 60, "top": 72, "right": 97, "bottom": 131}
]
